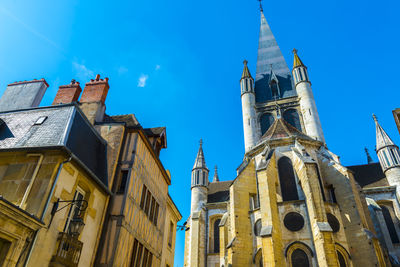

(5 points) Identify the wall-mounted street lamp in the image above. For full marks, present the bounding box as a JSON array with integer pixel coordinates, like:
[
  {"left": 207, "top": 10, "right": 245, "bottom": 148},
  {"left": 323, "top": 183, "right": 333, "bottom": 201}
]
[
  {"left": 48, "top": 198, "right": 88, "bottom": 235},
  {"left": 177, "top": 221, "right": 189, "bottom": 231}
]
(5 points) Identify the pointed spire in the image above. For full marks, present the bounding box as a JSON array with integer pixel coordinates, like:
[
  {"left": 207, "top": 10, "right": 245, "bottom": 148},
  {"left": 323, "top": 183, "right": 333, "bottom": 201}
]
[
  {"left": 258, "top": 0, "right": 263, "bottom": 12},
  {"left": 213, "top": 165, "right": 219, "bottom": 182},
  {"left": 365, "top": 147, "right": 374, "bottom": 164},
  {"left": 255, "top": 6, "right": 295, "bottom": 101},
  {"left": 373, "top": 114, "right": 396, "bottom": 151},
  {"left": 292, "top": 49, "right": 306, "bottom": 69},
  {"left": 241, "top": 60, "right": 253, "bottom": 80},
  {"left": 193, "top": 139, "right": 208, "bottom": 170}
]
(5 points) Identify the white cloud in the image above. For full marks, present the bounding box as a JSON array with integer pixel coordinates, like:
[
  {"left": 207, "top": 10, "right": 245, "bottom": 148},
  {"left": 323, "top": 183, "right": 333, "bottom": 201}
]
[
  {"left": 72, "top": 62, "right": 94, "bottom": 81},
  {"left": 137, "top": 74, "right": 149, "bottom": 87},
  {"left": 118, "top": 66, "right": 128, "bottom": 75},
  {"left": 155, "top": 64, "right": 161, "bottom": 70}
]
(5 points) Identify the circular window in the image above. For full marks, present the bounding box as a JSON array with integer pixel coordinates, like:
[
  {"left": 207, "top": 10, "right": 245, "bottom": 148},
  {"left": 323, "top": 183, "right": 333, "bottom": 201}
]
[
  {"left": 327, "top": 213, "right": 340, "bottom": 233},
  {"left": 284, "top": 212, "right": 305, "bottom": 231},
  {"left": 254, "top": 219, "right": 262, "bottom": 236}
]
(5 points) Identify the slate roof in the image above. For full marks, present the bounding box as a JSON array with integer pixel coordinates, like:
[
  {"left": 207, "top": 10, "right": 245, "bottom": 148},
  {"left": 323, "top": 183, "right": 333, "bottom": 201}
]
[
  {"left": 347, "top": 163, "right": 388, "bottom": 188},
  {"left": 103, "top": 114, "right": 140, "bottom": 128},
  {"left": 143, "top": 127, "right": 166, "bottom": 137},
  {"left": 0, "top": 104, "right": 109, "bottom": 190},
  {"left": 261, "top": 117, "right": 314, "bottom": 142},
  {"left": 207, "top": 180, "right": 232, "bottom": 203}
]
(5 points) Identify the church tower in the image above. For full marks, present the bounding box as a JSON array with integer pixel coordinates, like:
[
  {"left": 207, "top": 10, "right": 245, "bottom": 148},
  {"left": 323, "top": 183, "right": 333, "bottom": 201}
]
[
  {"left": 240, "top": 60, "right": 259, "bottom": 152},
  {"left": 373, "top": 114, "right": 400, "bottom": 193},
  {"left": 190, "top": 140, "right": 209, "bottom": 213},
  {"left": 292, "top": 49, "right": 325, "bottom": 143}
]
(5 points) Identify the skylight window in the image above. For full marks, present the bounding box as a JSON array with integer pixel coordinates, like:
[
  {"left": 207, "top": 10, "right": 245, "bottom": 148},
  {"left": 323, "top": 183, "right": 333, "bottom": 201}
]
[{"left": 34, "top": 116, "right": 47, "bottom": 125}]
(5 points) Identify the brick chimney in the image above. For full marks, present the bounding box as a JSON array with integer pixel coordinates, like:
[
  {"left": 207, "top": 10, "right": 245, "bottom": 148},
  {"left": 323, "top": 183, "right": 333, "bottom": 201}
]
[
  {"left": 52, "top": 79, "right": 82, "bottom": 105},
  {"left": 79, "top": 74, "right": 110, "bottom": 124}
]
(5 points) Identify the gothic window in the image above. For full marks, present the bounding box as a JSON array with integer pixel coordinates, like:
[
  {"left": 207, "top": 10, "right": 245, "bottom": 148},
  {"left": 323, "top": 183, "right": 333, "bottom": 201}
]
[
  {"left": 294, "top": 70, "right": 299, "bottom": 83},
  {"left": 298, "top": 69, "right": 304, "bottom": 81},
  {"left": 337, "top": 250, "right": 347, "bottom": 267},
  {"left": 380, "top": 205, "right": 400, "bottom": 244},
  {"left": 270, "top": 80, "right": 279, "bottom": 99},
  {"left": 278, "top": 157, "right": 299, "bottom": 201},
  {"left": 214, "top": 219, "right": 221, "bottom": 253},
  {"left": 291, "top": 249, "right": 310, "bottom": 267},
  {"left": 283, "top": 109, "right": 302, "bottom": 132},
  {"left": 260, "top": 113, "right": 275, "bottom": 135},
  {"left": 383, "top": 151, "right": 390, "bottom": 166}
]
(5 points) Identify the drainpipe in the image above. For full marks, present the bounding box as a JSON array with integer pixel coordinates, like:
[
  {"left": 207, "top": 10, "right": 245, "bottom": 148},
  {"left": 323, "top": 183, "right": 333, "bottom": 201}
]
[{"left": 23, "top": 156, "right": 72, "bottom": 267}]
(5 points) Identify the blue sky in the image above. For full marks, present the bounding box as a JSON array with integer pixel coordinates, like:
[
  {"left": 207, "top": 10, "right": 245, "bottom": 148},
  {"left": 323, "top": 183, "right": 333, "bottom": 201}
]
[{"left": 1, "top": 0, "right": 400, "bottom": 266}]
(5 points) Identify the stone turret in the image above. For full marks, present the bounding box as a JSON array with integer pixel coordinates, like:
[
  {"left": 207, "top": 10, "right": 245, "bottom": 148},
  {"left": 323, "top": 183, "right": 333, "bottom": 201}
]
[
  {"left": 190, "top": 140, "right": 209, "bottom": 213},
  {"left": 292, "top": 49, "right": 325, "bottom": 143},
  {"left": 240, "top": 60, "right": 260, "bottom": 152},
  {"left": 373, "top": 114, "right": 400, "bottom": 194}
]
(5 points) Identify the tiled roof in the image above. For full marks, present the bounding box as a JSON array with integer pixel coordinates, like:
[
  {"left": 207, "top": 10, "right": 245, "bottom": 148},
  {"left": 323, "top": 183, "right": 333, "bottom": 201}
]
[
  {"left": 207, "top": 180, "right": 232, "bottom": 203},
  {"left": 103, "top": 114, "right": 140, "bottom": 127},
  {"left": 143, "top": 127, "right": 166, "bottom": 137},
  {"left": 347, "top": 163, "right": 388, "bottom": 188},
  {"left": 261, "top": 117, "right": 314, "bottom": 142}
]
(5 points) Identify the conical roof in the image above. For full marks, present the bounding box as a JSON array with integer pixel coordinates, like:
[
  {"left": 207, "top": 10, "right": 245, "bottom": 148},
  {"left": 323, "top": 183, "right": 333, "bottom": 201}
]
[
  {"left": 373, "top": 115, "right": 396, "bottom": 151},
  {"left": 261, "top": 117, "right": 314, "bottom": 142},
  {"left": 292, "top": 49, "right": 306, "bottom": 69},
  {"left": 255, "top": 11, "right": 295, "bottom": 101},
  {"left": 193, "top": 139, "right": 208, "bottom": 170},
  {"left": 241, "top": 60, "right": 253, "bottom": 80},
  {"left": 213, "top": 165, "right": 219, "bottom": 182}
]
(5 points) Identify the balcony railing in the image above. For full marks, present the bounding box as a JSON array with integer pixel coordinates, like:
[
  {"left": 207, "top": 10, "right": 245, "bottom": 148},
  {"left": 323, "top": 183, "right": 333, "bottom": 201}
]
[{"left": 51, "top": 232, "right": 83, "bottom": 267}]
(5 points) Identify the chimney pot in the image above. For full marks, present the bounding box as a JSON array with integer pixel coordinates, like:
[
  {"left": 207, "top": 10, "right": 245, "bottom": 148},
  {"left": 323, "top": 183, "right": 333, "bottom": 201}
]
[
  {"left": 95, "top": 74, "right": 100, "bottom": 81},
  {"left": 52, "top": 79, "right": 82, "bottom": 105}
]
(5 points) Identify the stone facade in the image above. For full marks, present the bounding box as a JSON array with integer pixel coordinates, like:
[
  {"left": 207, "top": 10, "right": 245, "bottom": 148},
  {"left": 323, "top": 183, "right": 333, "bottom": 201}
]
[{"left": 184, "top": 6, "right": 389, "bottom": 267}]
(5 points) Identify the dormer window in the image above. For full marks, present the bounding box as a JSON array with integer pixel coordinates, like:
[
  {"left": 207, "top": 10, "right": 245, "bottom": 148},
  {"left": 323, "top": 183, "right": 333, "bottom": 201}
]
[{"left": 270, "top": 80, "right": 279, "bottom": 99}]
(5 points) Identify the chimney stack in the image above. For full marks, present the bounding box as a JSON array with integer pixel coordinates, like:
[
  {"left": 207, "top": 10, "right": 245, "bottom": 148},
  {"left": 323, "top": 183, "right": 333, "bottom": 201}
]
[
  {"left": 52, "top": 79, "right": 82, "bottom": 105},
  {"left": 79, "top": 74, "right": 110, "bottom": 124},
  {"left": 80, "top": 74, "right": 109, "bottom": 104},
  {"left": 0, "top": 79, "right": 48, "bottom": 112}
]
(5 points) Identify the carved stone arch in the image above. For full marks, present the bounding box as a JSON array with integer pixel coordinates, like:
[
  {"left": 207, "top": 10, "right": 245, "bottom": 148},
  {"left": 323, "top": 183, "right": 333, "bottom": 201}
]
[
  {"left": 285, "top": 241, "right": 314, "bottom": 267},
  {"left": 208, "top": 214, "right": 223, "bottom": 253},
  {"left": 335, "top": 243, "right": 351, "bottom": 267}
]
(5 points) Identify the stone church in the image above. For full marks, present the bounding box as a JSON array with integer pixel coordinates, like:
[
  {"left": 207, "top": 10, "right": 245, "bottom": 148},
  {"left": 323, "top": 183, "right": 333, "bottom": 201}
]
[{"left": 183, "top": 4, "right": 398, "bottom": 267}]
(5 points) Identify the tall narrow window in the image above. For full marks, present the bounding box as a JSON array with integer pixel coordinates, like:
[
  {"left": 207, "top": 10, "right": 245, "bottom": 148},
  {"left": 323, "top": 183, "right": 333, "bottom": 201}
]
[
  {"left": 144, "top": 190, "right": 151, "bottom": 215},
  {"left": 298, "top": 69, "right": 304, "bottom": 80},
  {"left": 291, "top": 249, "right": 309, "bottom": 267},
  {"left": 64, "top": 187, "right": 86, "bottom": 234},
  {"left": 270, "top": 80, "right": 279, "bottom": 99},
  {"left": 383, "top": 151, "right": 391, "bottom": 166},
  {"left": 278, "top": 157, "right": 299, "bottom": 201},
  {"left": 130, "top": 239, "right": 138, "bottom": 266},
  {"left": 283, "top": 109, "right": 302, "bottom": 132},
  {"left": 135, "top": 243, "right": 143, "bottom": 267},
  {"left": 316, "top": 165, "right": 326, "bottom": 201},
  {"left": 390, "top": 149, "right": 399, "bottom": 164},
  {"left": 380, "top": 205, "right": 400, "bottom": 244},
  {"left": 116, "top": 170, "right": 129, "bottom": 194},
  {"left": 140, "top": 186, "right": 147, "bottom": 209},
  {"left": 214, "top": 219, "right": 221, "bottom": 253},
  {"left": 337, "top": 250, "right": 347, "bottom": 267}
]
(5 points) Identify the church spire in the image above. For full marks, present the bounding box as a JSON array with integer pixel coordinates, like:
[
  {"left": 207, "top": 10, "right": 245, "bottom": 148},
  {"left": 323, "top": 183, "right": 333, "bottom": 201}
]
[
  {"left": 255, "top": 7, "right": 295, "bottom": 102},
  {"left": 213, "top": 165, "right": 219, "bottom": 182},
  {"left": 292, "top": 48, "right": 306, "bottom": 69},
  {"left": 365, "top": 147, "right": 374, "bottom": 164},
  {"left": 373, "top": 114, "right": 396, "bottom": 151},
  {"left": 241, "top": 60, "right": 253, "bottom": 80},
  {"left": 191, "top": 139, "right": 209, "bottom": 188}
]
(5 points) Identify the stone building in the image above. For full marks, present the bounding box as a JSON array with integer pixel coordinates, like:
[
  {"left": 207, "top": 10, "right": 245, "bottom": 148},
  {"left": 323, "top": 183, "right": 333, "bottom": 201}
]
[
  {"left": 347, "top": 112, "right": 400, "bottom": 265},
  {"left": 184, "top": 5, "right": 389, "bottom": 267},
  {"left": 0, "top": 74, "right": 181, "bottom": 266}
]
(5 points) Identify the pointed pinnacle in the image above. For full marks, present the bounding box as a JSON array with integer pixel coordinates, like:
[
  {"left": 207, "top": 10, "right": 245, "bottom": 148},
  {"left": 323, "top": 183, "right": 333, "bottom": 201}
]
[{"left": 372, "top": 114, "right": 378, "bottom": 123}]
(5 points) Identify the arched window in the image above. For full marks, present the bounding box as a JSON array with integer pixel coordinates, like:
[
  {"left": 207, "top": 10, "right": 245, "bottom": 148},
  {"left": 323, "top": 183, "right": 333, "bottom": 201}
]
[
  {"left": 270, "top": 80, "right": 279, "bottom": 99},
  {"left": 278, "top": 157, "right": 299, "bottom": 201},
  {"left": 283, "top": 109, "right": 302, "bottom": 132},
  {"left": 214, "top": 219, "right": 221, "bottom": 253},
  {"left": 380, "top": 205, "right": 400, "bottom": 244},
  {"left": 254, "top": 219, "right": 262, "bottom": 236},
  {"left": 337, "top": 250, "right": 347, "bottom": 267},
  {"left": 291, "top": 249, "right": 310, "bottom": 267},
  {"left": 260, "top": 113, "right": 275, "bottom": 135}
]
